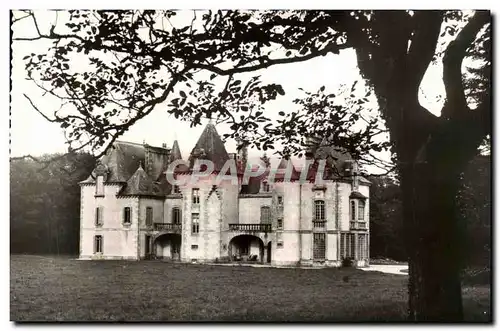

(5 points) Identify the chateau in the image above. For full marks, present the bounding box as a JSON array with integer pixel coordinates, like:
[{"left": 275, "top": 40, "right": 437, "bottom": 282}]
[{"left": 79, "top": 123, "right": 370, "bottom": 267}]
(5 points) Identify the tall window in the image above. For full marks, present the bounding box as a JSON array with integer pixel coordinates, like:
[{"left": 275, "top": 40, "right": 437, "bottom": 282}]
[
  {"left": 192, "top": 213, "right": 200, "bottom": 234},
  {"left": 350, "top": 201, "right": 356, "bottom": 221},
  {"left": 96, "top": 176, "right": 104, "bottom": 196},
  {"left": 340, "top": 233, "right": 355, "bottom": 259},
  {"left": 314, "top": 200, "right": 325, "bottom": 220},
  {"left": 262, "top": 181, "right": 270, "bottom": 192},
  {"left": 123, "top": 207, "right": 131, "bottom": 224},
  {"left": 277, "top": 196, "right": 283, "bottom": 205},
  {"left": 173, "top": 185, "right": 180, "bottom": 194},
  {"left": 358, "top": 234, "right": 368, "bottom": 260},
  {"left": 358, "top": 200, "right": 365, "bottom": 221},
  {"left": 94, "top": 235, "right": 103, "bottom": 253},
  {"left": 260, "top": 206, "right": 271, "bottom": 223},
  {"left": 313, "top": 233, "right": 326, "bottom": 260},
  {"left": 146, "top": 207, "right": 153, "bottom": 227},
  {"left": 95, "top": 207, "right": 103, "bottom": 226},
  {"left": 192, "top": 188, "right": 200, "bottom": 205},
  {"left": 172, "top": 207, "right": 181, "bottom": 224}
]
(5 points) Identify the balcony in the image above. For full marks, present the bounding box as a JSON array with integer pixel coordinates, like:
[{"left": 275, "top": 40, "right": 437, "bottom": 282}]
[
  {"left": 313, "top": 220, "right": 326, "bottom": 229},
  {"left": 154, "top": 223, "right": 182, "bottom": 233},
  {"left": 228, "top": 223, "right": 272, "bottom": 232},
  {"left": 350, "top": 221, "right": 367, "bottom": 230}
]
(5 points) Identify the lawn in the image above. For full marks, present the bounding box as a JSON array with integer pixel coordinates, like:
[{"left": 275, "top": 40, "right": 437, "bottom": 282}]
[{"left": 10, "top": 255, "right": 491, "bottom": 322}]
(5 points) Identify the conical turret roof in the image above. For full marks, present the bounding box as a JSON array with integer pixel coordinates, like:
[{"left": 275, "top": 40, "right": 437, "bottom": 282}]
[
  {"left": 119, "top": 163, "right": 164, "bottom": 197},
  {"left": 169, "top": 140, "right": 182, "bottom": 163},
  {"left": 188, "top": 122, "right": 230, "bottom": 172}
]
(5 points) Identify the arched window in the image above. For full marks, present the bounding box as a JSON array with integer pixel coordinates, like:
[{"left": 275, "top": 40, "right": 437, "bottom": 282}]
[
  {"left": 260, "top": 206, "right": 271, "bottom": 223},
  {"left": 314, "top": 200, "right": 325, "bottom": 220},
  {"left": 358, "top": 200, "right": 365, "bottom": 221},
  {"left": 350, "top": 201, "right": 356, "bottom": 221},
  {"left": 172, "top": 207, "right": 182, "bottom": 224}
]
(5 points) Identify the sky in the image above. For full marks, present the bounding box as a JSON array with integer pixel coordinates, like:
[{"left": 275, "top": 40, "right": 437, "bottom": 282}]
[{"left": 10, "top": 10, "right": 447, "bottom": 171}]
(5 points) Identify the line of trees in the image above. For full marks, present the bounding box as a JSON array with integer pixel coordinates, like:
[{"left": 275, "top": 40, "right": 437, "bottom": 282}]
[
  {"left": 10, "top": 153, "right": 95, "bottom": 255},
  {"left": 369, "top": 154, "right": 491, "bottom": 268}
]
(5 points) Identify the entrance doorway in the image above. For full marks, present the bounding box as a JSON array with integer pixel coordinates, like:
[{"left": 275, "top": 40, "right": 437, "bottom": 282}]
[{"left": 154, "top": 234, "right": 181, "bottom": 260}]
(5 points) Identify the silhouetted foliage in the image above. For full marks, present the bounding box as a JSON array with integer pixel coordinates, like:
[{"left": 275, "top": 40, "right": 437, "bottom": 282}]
[
  {"left": 10, "top": 153, "right": 95, "bottom": 255},
  {"left": 12, "top": 9, "right": 491, "bottom": 321}
]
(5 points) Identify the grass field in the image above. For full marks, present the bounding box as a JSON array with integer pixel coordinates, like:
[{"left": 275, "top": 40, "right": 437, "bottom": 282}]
[{"left": 10, "top": 255, "right": 491, "bottom": 322}]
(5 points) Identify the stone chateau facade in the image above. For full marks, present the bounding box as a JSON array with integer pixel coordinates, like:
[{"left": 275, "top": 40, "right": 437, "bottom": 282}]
[{"left": 79, "top": 123, "right": 370, "bottom": 267}]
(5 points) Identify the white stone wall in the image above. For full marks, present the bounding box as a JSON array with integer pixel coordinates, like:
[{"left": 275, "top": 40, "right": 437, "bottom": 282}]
[
  {"left": 238, "top": 196, "right": 272, "bottom": 224},
  {"left": 80, "top": 183, "right": 139, "bottom": 259},
  {"left": 79, "top": 171, "right": 370, "bottom": 265},
  {"left": 177, "top": 175, "right": 228, "bottom": 262},
  {"left": 137, "top": 198, "right": 164, "bottom": 258}
]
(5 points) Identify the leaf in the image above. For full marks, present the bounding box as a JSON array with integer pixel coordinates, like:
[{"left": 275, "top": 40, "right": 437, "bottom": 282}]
[
  {"left": 278, "top": 111, "right": 285, "bottom": 116},
  {"left": 320, "top": 86, "right": 325, "bottom": 92},
  {"left": 210, "top": 73, "right": 216, "bottom": 80},
  {"left": 179, "top": 91, "right": 186, "bottom": 98}
]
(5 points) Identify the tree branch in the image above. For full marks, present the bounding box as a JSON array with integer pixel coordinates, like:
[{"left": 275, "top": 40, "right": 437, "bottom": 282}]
[
  {"left": 442, "top": 10, "right": 490, "bottom": 119},
  {"left": 406, "top": 11, "right": 443, "bottom": 97},
  {"left": 193, "top": 42, "right": 350, "bottom": 76}
]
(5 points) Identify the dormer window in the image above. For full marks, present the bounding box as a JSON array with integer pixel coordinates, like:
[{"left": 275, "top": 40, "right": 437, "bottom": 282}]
[
  {"left": 96, "top": 175, "right": 104, "bottom": 196},
  {"left": 173, "top": 185, "right": 180, "bottom": 194}
]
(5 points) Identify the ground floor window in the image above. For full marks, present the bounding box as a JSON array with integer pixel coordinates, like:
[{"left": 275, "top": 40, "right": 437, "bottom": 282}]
[
  {"left": 340, "top": 233, "right": 355, "bottom": 259},
  {"left": 313, "top": 233, "right": 326, "bottom": 260},
  {"left": 94, "top": 235, "right": 103, "bottom": 253},
  {"left": 340, "top": 233, "right": 368, "bottom": 260},
  {"left": 358, "top": 234, "right": 368, "bottom": 260},
  {"left": 145, "top": 235, "right": 151, "bottom": 255}
]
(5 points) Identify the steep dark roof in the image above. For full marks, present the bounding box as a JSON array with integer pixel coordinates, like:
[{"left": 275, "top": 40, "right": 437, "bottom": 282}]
[
  {"left": 314, "top": 136, "right": 352, "bottom": 173},
  {"left": 83, "top": 141, "right": 145, "bottom": 183},
  {"left": 188, "top": 123, "right": 230, "bottom": 172},
  {"left": 169, "top": 140, "right": 182, "bottom": 163},
  {"left": 82, "top": 141, "right": 169, "bottom": 184},
  {"left": 272, "top": 158, "right": 301, "bottom": 181},
  {"left": 119, "top": 164, "right": 164, "bottom": 197},
  {"left": 350, "top": 191, "right": 368, "bottom": 199}
]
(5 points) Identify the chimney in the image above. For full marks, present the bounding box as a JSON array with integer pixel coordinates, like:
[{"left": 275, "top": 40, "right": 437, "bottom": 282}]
[
  {"left": 305, "top": 136, "right": 316, "bottom": 160},
  {"left": 162, "top": 143, "right": 167, "bottom": 149},
  {"left": 236, "top": 137, "right": 248, "bottom": 169}
]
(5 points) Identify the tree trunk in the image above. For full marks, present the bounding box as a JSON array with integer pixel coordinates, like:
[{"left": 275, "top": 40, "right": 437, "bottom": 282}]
[{"left": 401, "top": 157, "right": 465, "bottom": 321}]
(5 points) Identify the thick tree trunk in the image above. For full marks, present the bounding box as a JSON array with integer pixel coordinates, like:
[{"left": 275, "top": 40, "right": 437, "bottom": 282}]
[{"left": 401, "top": 156, "right": 466, "bottom": 321}]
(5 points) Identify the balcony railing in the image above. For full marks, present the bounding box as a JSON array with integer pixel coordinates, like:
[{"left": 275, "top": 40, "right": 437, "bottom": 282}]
[
  {"left": 350, "top": 221, "right": 367, "bottom": 230},
  {"left": 228, "top": 223, "right": 272, "bottom": 232},
  {"left": 313, "top": 220, "right": 326, "bottom": 228},
  {"left": 154, "top": 223, "right": 182, "bottom": 232}
]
